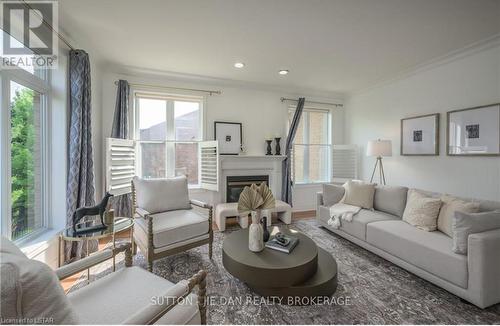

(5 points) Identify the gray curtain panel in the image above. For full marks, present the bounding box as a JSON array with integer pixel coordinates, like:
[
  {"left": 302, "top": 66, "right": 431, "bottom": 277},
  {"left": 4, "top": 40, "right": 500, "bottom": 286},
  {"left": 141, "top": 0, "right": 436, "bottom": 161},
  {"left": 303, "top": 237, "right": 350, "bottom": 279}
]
[
  {"left": 65, "top": 50, "right": 98, "bottom": 262},
  {"left": 281, "top": 97, "right": 305, "bottom": 205},
  {"left": 110, "top": 80, "right": 132, "bottom": 217}
]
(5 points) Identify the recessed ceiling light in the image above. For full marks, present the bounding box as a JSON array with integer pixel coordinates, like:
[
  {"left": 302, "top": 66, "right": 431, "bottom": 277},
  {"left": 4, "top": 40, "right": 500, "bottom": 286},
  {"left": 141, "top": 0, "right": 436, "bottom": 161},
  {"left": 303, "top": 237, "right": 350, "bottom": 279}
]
[
  {"left": 279, "top": 69, "right": 289, "bottom": 75},
  {"left": 234, "top": 62, "right": 245, "bottom": 68}
]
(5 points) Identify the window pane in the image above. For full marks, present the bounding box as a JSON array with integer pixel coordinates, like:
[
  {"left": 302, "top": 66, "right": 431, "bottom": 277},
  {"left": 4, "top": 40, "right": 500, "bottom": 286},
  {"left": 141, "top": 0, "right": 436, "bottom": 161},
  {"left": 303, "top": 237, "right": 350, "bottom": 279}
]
[
  {"left": 309, "top": 111, "right": 329, "bottom": 144},
  {"left": 138, "top": 98, "right": 166, "bottom": 140},
  {"left": 140, "top": 143, "right": 166, "bottom": 178},
  {"left": 289, "top": 110, "right": 305, "bottom": 144},
  {"left": 308, "top": 145, "right": 330, "bottom": 183},
  {"left": 10, "top": 81, "right": 42, "bottom": 240},
  {"left": 175, "top": 143, "right": 198, "bottom": 185},
  {"left": 292, "top": 145, "right": 305, "bottom": 183},
  {"left": 175, "top": 101, "right": 200, "bottom": 141}
]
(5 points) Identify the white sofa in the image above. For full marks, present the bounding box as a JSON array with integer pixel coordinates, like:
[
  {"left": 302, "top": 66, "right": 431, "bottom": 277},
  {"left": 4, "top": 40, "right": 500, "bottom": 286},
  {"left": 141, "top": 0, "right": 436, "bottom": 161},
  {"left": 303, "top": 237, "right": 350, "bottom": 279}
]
[{"left": 316, "top": 185, "right": 500, "bottom": 309}]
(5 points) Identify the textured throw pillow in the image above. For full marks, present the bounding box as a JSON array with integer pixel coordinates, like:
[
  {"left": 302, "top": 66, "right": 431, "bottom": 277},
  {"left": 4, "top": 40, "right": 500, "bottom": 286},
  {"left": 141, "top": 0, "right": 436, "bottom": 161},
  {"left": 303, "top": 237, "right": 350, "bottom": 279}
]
[
  {"left": 438, "top": 195, "right": 480, "bottom": 237},
  {"left": 133, "top": 176, "right": 191, "bottom": 214},
  {"left": 402, "top": 190, "right": 442, "bottom": 231},
  {"left": 452, "top": 210, "right": 500, "bottom": 255},
  {"left": 0, "top": 236, "right": 79, "bottom": 324},
  {"left": 342, "top": 181, "right": 376, "bottom": 209},
  {"left": 322, "top": 184, "right": 345, "bottom": 206}
]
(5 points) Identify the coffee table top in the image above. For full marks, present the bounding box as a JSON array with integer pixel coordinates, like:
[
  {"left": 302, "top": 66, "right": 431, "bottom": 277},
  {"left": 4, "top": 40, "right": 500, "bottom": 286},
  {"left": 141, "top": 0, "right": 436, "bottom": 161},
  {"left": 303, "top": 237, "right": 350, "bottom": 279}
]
[{"left": 222, "top": 225, "right": 318, "bottom": 287}]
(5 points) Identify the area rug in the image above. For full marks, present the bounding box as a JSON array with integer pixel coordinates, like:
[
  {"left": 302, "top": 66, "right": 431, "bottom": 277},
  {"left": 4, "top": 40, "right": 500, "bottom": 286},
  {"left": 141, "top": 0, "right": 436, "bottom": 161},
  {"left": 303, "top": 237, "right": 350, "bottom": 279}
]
[{"left": 69, "top": 219, "right": 500, "bottom": 324}]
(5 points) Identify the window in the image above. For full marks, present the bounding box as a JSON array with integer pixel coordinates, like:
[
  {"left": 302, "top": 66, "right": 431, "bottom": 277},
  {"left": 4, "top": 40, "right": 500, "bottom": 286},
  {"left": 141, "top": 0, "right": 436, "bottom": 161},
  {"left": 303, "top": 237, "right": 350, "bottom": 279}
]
[
  {"left": 135, "top": 93, "right": 203, "bottom": 186},
  {"left": 1, "top": 70, "right": 50, "bottom": 242},
  {"left": 288, "top": 107, "right": 332, "bottom": 184}
]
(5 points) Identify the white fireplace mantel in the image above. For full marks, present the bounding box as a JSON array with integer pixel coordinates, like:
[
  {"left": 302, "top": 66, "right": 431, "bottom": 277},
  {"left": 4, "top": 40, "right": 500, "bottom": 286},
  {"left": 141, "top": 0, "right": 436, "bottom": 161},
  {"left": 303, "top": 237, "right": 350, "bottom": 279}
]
[{"left": 218, "top": 155, "right": 286, "bottom": 203}]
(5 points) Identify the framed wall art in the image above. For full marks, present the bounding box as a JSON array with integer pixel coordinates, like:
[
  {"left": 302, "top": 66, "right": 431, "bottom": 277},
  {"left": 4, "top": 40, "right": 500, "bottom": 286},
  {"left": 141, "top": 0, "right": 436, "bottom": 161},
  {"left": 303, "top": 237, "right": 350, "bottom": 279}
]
[
  {"left": 401, "top": 113, "right": 439, "bottom": 156},
  {"left": 214, "top": 121, "right": 242, "bottom": 155},
  {"left": 447, "top": 103, "right": 500, "bottom": 156}
]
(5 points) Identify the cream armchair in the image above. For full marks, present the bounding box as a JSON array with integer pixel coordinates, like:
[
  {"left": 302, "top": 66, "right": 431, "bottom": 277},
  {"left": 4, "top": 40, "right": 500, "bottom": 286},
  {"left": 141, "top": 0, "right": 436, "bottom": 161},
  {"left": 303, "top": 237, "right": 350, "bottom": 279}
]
[
  {"left": 131, "top": 176, "right": 213, "bottom": 272},
  {"left": 0, "top": 237, "right": 207, "bottom": 325}
]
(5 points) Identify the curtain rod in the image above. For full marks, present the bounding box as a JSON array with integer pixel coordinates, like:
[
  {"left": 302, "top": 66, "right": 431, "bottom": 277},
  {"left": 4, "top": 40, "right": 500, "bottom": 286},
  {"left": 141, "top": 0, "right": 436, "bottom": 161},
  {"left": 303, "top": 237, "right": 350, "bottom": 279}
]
[
  {"left": 21, "top": 0, "right": 75, "bottom": 51},
  {"left": 280, "top": 97, "right": 343, "bottom": 108},
  {"left": 115, "top": 81, "right": 222, "bottom": 96}
]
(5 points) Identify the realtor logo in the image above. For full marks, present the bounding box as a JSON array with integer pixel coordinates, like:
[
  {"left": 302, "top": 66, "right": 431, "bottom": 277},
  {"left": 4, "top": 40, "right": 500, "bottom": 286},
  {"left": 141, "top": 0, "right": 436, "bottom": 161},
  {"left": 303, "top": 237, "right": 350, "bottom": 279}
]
[{"left": 1, "top": 0, "right": 58, "bottom": 68}]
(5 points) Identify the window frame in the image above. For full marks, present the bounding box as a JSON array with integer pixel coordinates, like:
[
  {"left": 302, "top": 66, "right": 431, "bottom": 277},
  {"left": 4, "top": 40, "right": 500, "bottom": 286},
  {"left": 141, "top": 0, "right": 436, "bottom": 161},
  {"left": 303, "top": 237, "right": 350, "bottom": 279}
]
[
  {"left": 288, "top": 106, "right": 333, "bottom": 185},
  {"left": 132, "top": 89, "right": 205, "bottom": 188},
  {"left": 0, "top": 67, "right": 52, "bottom": 244}
]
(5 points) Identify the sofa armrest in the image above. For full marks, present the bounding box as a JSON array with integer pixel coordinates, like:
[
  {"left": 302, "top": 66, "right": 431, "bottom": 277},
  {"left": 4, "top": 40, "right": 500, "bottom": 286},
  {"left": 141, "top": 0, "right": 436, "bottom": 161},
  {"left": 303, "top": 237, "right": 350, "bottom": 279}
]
[
  {"left": 467, "top": 228, "right": 500, "bottom": 308},
  {"left": 56, "top": 243, "right": 132, "bottom": 280},
  {"left": 122, "top": 270, "right": 207, "bottom": 325},
  {"left": 316, "top": 192, "right": 323, "bottom": 219}
]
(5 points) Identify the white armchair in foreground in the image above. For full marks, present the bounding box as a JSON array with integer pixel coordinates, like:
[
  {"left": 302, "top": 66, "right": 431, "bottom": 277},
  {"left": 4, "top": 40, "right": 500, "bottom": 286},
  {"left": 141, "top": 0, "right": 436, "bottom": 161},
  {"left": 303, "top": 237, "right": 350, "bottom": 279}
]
[{"left": 0, "top": 236, "right": 208, "bottom": 325}]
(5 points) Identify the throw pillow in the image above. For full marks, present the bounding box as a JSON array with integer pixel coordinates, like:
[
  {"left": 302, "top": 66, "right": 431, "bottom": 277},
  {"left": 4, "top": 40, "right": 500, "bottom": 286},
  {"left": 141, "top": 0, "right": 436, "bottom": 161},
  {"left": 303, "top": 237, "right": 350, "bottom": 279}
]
[
  {"left": 373, "top": 185, "right": 408, "bottom": 218},
  {"left": 0, "top": 236, "right": 79, "bottom": 324},
  {"left": 322, "top": 184, "right": 345, "bottom": 206},
  {"left": 438, "top": 195, "right": 480, "bottom": 237},
  {"left": 402, "top": 189, "right": 442, "bottom": 231},
  {"left": 452, "top": 210, "right": 500, "bottom": 255},
  {"left": 342, "top": 180, "right": 376, "bottom": 209},
  {"left": 133, "top": 176, "right": 191, "bottom": 214}
]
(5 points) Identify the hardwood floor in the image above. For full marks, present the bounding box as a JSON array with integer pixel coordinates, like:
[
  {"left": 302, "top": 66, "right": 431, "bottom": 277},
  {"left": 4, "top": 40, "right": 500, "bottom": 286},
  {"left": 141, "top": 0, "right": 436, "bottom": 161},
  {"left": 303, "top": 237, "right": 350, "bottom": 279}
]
[{"left": 60, "top": 211, "right": 316, "bottom": 291}]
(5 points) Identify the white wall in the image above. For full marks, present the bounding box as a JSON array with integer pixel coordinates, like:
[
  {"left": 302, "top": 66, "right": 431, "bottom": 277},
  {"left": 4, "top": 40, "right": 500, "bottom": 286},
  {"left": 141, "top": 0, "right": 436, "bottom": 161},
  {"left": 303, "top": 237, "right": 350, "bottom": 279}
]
[
  {"left": 99, "top": 70, "right": 344, "bottom": 211},
  {"left": 346, "top": 44, "right": 500, "bottom": 201}
]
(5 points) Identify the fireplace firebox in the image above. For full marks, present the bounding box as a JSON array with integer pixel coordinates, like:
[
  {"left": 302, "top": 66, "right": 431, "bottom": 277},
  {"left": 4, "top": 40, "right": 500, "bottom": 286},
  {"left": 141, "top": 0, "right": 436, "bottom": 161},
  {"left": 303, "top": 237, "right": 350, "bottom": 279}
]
[{"left": 226, "top": 175, "right": 269, "bottom": 203}]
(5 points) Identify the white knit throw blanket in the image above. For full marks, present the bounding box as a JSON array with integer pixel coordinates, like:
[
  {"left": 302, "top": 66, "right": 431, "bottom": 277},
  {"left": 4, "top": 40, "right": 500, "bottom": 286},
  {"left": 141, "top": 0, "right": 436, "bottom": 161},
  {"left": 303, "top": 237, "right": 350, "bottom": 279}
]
[{"left": 327, "top": 203, "right": 362, "bottom": 229}]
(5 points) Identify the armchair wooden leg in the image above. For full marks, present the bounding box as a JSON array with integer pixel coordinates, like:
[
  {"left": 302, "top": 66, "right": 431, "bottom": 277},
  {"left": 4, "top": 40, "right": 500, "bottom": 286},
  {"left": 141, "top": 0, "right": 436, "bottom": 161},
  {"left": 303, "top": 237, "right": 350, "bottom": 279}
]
[
  {"left": 188, "top": 270, "right": 208, "bottom": 325},
  {"left": 125, "top": 246, "right": 133, "bottom": 267},
  {"left": 131, "top": 239, "right": 137, "bottom": 256},
  {"left": 147, "top": 259, "right": 153, "bottom": 272},
  {"left": 208, "top": 240, "right": 213, "bottom": 260}
]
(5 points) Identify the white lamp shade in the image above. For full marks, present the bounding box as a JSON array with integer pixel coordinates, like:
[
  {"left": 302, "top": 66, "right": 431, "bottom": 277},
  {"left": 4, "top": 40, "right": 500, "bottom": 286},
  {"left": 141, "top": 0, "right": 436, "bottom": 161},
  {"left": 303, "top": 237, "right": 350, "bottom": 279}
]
[{"left": 367, "top": 139, "right": 392, "bottom": 157}]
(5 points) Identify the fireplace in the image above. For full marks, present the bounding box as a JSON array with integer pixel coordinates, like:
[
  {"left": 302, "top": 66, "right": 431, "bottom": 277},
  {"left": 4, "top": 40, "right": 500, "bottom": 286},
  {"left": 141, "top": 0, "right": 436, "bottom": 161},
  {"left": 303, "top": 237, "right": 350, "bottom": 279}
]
[{"left": 226, "top": 175, "right": 269, "bottom": 203}]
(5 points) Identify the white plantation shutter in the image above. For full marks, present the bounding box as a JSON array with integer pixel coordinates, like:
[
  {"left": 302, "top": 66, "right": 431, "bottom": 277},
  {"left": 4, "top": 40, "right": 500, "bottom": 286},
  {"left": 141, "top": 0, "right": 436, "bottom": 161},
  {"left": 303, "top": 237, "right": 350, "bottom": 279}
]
[
  {"left": 105, "top": 138, "right": 136, "bottom": 196},
  {"left": 199, "top": 141, "right": 219, "bottom": 191},
  {"left": 332, "top": 145, "right": 358, "bottom": 183}
]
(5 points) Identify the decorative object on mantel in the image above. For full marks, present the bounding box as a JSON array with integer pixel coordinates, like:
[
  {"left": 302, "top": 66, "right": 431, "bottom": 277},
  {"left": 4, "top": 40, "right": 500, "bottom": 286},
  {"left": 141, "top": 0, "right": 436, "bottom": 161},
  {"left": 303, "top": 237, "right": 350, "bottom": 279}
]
[
  {"left": 72, "top": 192, "right": 113, "bottom": 236},
  {"left": 265, "top": 137, "right": 273, "bottom": 155},
  {"left": 275, "top": 137, "right": 281, "bottom": 155},
  {"left": 214, "top": 121, "right": 242, "bottom": 155},
  {"left": 401, "top": 113, "right": 439, "bottom": 155},
  {"left": 447, "top": 103, "right": 500, "bottom": 156},
  {"left": 238, "top": 183, "right": 276, "bottom": 252},
  {"left": 367, "top": 139, "right": 392, "bottom": 185}
]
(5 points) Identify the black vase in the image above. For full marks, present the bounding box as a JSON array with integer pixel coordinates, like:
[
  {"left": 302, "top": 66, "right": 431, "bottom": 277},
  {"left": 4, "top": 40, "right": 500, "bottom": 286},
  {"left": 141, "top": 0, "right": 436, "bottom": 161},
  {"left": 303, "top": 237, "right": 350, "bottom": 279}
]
[
  {"left": 266, "top": 140, "right": 273, "bottom": 155},
  {"left": 275, "top": 137, "right": 281, "bottom": 155},
  {"left": 261, "top": 216, "right": 270, "bottom": 242}
]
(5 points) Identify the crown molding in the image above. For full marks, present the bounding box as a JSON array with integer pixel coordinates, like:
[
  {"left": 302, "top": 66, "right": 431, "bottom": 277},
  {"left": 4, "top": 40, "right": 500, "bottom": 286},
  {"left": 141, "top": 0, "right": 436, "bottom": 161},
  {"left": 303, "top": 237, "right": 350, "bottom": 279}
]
[
  {"left": 348, "top": 33, "right": 500, "bottom": 97},
  {"left": 102, "top": 63, "right": 345, "bottom": 102}
]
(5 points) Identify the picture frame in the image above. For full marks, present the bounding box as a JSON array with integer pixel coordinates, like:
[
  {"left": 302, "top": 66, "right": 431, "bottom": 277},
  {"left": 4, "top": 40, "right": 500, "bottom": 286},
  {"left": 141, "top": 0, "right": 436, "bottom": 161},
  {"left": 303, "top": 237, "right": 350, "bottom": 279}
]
[
  {"left": 447, "top": 103, "right": 500, "bottom": 156},
  {"left": 400, "top": 113, "right": 439, "bottom": 156},
  {"left": 214, "top": 121, "right": 242, "bottom": 155}
]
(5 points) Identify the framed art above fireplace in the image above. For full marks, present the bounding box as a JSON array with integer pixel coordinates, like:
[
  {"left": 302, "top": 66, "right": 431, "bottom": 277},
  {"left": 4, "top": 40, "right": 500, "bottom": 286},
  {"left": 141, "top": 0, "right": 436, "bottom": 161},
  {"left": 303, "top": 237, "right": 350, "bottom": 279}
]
[{"left": 214, "top": 121, "right": 242, "bottom": 155}]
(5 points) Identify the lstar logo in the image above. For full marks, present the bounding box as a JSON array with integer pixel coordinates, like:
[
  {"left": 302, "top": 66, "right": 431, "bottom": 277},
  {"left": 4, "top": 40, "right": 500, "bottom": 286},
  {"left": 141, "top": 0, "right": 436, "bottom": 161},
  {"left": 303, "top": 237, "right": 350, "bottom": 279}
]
[{"left": 1, "top": 0, "right": 58, "bottom": 69}]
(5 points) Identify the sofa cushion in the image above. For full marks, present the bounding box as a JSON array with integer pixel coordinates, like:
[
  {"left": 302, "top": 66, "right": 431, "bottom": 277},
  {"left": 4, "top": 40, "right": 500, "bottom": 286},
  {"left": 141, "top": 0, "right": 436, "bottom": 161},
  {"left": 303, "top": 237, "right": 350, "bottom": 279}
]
[
  {"left": 135, "top": 209, "right": 209, "bottom": 248},
  {"left": 438, "top": 195, "right": 480, "bottom": 237},
  {"left": 133, "top": 176, "right": 191, "bottom": 214},
  {"left": 366, "top": 220, "right": 468, "bottom": 288},
  {"left": 68, "top": 266, "right": 200, "bottom": 324},
  {"left": 374, "top": 185, "right": 408, "bottom": 217},
  {"left": 452, "top": 210, "right": 500, "bottom": 255},
  {"left": 0, "top": 237, "right": 79, "bottom": 324},
  {"left": 343, "top": 181, "right": 376, "bottom": 209},
  {"left": 322, "top": 184, "right": 345, "bottom": 206},
  {"left": 402, "top": 189, "right": 442, "bottom": 231},
  {"left": 318, "top": 206, "right": 398, "bottom": 241}
]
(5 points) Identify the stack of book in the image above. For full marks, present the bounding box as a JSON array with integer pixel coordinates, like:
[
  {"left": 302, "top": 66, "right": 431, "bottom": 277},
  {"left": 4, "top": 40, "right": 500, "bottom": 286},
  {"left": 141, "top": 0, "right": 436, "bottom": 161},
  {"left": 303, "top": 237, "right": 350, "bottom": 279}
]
[{"left": 265, "top": 234, "right": 299, "bottom": 254}]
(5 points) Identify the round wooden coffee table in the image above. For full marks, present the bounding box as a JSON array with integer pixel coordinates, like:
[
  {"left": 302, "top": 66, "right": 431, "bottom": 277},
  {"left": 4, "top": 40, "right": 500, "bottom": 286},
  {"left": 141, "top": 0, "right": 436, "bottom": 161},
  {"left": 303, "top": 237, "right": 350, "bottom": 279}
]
[{"left": 222, "top": 225, "right": 337, "bottom": 304}]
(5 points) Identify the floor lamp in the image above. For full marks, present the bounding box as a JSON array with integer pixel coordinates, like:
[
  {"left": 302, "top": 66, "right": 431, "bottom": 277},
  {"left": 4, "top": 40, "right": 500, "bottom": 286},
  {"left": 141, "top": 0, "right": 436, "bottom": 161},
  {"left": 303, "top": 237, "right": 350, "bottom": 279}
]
[{"left": 367, "top": 139, "right": 392, "bottom": 185}]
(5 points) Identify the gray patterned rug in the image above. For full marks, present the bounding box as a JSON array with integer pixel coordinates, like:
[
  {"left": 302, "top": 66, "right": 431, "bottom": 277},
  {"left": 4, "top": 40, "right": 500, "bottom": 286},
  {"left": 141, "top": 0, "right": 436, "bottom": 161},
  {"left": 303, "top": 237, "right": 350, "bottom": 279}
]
[{"left": 70, "top": 219, "right": 500, "bottom": 324}]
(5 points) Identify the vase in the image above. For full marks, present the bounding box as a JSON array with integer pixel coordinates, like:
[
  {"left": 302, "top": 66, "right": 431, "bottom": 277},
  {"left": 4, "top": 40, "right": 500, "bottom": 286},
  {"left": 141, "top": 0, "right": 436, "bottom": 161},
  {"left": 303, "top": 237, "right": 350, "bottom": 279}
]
[
  {"left": 266, "top": 140, "right": 273, "bottom": 155},
  {"left": 248, "top": 211, "right": 264, "bottom": 252},
  {"left": 261, "top": 213, "right": 270, "bottom": 242}
]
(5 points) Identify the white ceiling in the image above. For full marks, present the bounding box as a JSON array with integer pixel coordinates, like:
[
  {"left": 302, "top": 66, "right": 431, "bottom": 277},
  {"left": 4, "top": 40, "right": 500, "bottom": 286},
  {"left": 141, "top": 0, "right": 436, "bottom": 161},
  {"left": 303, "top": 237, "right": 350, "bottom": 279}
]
[{"left": 59, "top": 0, "right": 500, "bottom": 94}]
